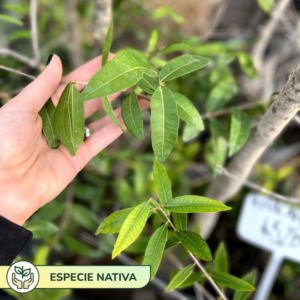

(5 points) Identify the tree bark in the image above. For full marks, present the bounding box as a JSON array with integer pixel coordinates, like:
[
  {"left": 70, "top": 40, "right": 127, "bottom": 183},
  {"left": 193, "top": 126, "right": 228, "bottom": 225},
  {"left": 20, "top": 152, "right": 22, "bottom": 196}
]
[{"left": 200, "top": 63, "right": 300, "bottom": 238}]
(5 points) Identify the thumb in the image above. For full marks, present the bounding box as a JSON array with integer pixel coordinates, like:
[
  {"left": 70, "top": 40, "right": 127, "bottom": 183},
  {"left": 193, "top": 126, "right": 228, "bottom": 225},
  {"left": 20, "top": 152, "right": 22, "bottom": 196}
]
[{"left": 13, "top": 54, "right": 63, "bottom": 113}]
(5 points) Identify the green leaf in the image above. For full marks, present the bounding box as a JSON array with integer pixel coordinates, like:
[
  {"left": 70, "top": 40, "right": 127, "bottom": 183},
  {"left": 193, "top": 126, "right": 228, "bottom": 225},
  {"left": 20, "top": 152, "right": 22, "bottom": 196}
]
[
  {"left": 156, "top": 43, "right": 192, "bottom": 55},
  {"left": 78, "top": 52, "right": 158, "bottom": 102},
  {"left": 178, "top": 271, "right": 203, "bottom": 288},
  {"left": 152, "top": 6, "right": 185, "bottom": 24},
  {"left": 212, "top": 271, "right": 256, "bottom": 291},
  {"left": 164, "top": 196, "right": 231, "bottom": 213},
  {"left": 237, "top": 52, "right": 257, "bottom": 79},
  {"left": 182, "top": 124, "right": 201, "bottom": 142},
  {"left": 24, "top": 221, "right": 58, "bottom": 238},
  {"left": 177, "top": 231, "right": 212, "bottom": 261},
  {"left": 142, "top": 223, "right": 168, "bottom": 280},
  {"left": 112, "top": 200, "right": 151, "bottom": 258},
  {"left": 210, "top": 118, "right": 227, "bottom": 171},
  {"left": 257, "top": 0, "right": 275, "bottom": 14},
  {"left": 0, "top": 14, "right": 22, "bottom": 25},
  {"left": 172, "top": 213, "right": 187, "bottom": 231},
  {"left": 150, "top": 201, "right": 168, "bottom": 222},
  {"left": 229, "top": 108, "right": 251, "bottom": 156},
  {"left": 136, "top": 73, "right": 159, "bottom": 94},
  {"left": 153, "top": 157, "right": 172, "bottom": 205},
  {"left": 53, "top": 82, "right": 85, "bottom": 157},
  {"left": 121, "top": 92, "right": 143, "bottom": 139},
  {"left": 164, "top": 240, "right": 180, "bottom": 251},
  {"left": 39, "top": 99, "right": 59, "bottom": 149},
  {"left": 206, "top": 79, "right": 237, "bottom": 112},
  {"left": 159, "top": 55, "right": 211, "bottom": 83},
  {"left": 214, "top": 242, "right": 228, "bottom": 273},
  {"left": 102, "top": 20, "right": 113, "bottom": 67},
  {"left": 151, "top": 87, "right": 179, "bottom": 163},
  {"left": 147, "top": 29, "right": 159, "bottom": 53},
  {"left": 234, "top": 272, "right": 257, "bottom": 300},
  {"left": 15, "top": 267, "right": 22, "bottom": 274},
  {"left": 72, "top": 204, "right": 98, "bottom": 231},
  {"left": 23, "top": 269, "right": 31, "bottom": 277},
  {"left": 166, "top": 264, "right": 194, "bottom": 292},
  {"left": 173, "top": 92, "right": 203, "bottom": 131},
  {"left": 3, "top": 4, "right": 25, "bottom": 15},
  {"left": 95, "top": 208, "right": 134, "bottom": 235},
  {"left": 102, "top": 96, "right": 125, "bottom": 132}
]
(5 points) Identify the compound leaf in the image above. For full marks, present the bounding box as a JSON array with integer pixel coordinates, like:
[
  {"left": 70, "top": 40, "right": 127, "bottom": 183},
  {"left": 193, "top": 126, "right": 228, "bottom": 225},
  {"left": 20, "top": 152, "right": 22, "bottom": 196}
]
[
  {"left": 78, "top": 52, "right": 158, "bottom": 102},
  {"left": 177, "top": 230, "right": 212, "bottom": 261},
  {"left": 103, "top": 96, "right": 125, "bottom": 132},
  {"left": 166, "top": 264, "right": 194, "bottom": 292},
  {"left": 159, "top": 54, "right": 211, "bottom": 83},
  {"left": 112, "top": 200, "right": 151, "bottom": 258},
  {"left": 142, "top": 223, "right": 168, "bottom": 280},
  {"left": 151, "top": 87, "right": 179, "bottom": 163},
  {"left": 121, "top": 92, "right": 143, "bottom": 139}
]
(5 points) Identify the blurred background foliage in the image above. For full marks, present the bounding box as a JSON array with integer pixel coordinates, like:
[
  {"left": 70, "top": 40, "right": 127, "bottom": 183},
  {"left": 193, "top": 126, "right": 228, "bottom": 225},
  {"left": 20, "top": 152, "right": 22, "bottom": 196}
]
[{"left": 1, "top": 0, "right": 300, "bottom": 299}]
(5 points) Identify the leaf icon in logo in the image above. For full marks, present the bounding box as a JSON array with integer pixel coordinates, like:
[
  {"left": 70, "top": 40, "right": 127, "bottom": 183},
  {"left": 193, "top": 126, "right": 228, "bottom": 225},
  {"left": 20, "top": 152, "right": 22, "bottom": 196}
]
[
  {"left": 23, "top": 269, "right": 31, "bottom": 277},
  {"left": 14, "top": 267, "right": 22, "bottom": 275}
]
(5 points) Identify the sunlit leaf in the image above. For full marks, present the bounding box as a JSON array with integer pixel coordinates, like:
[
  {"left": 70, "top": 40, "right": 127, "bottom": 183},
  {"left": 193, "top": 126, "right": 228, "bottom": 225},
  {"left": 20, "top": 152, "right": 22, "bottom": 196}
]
[
  {"left": 173, "top": 92, "right": 203, "bottom": 131},
  {"left": 39, "top": 99, "right": 59, "bottom": 149},
  {"left": 102, "top": 20, "right": 113, "bottom": 67},
  {"left": 121, "top": 92, "right": 143, "bottom": 139},
  {"left": 112, "top": 200, "right": 151, "bottom": 258},
  {"left": 164, "top": 196, "right": 231, "bottom": 213},
  {"left": 78, "top": 52, "right": 158, "bottom": 102},
  {"left": 24, "top": 221, "right": 58, "bottom": 238},
  {"left": 152, "top": 6, "right": 185, "bottom": 24},
  {"left": 214, "top": 242, "right": 228, "bottom": 273},
  {"left": 166, "top": 264, "right": 194, "bottom": 292},
  {"left": 159, "top": 54, "right": 211, "bottom": 83},
  {"left": 96, "top": 208, "right": 134, "bottom": 235},
  {"left": 0, "top": 14, "right": 22, "bottom": 25},
  {"left": 136, "top": 73, "right": 159, "bottom": 94},
  {"left": 237, "top": 52, "right": 257, "bottom": 79},
  {"left": 212, "top": 271, "right": 256, "bottom": 291},
  {"left": 182, "top": 124, "right": 201, "bottom": 142},
  {"left": 234, "top": 272, "right": 257, "bottom": 300},
  {"left": 229, "top": 108, "right": 250, "bottom": 156},
  {"left": 172, "top": 213, "right": 187, "bottom": 231},
  {"left": 257, "top": 0, "right": 275, "bottom": 14},
  {"left": 53, "top": 82, "right": 85, "bottom": 157},
  {"left": 153, "top": 157, "right": 172, "bottom": 205},
  {"left": 103, "top": 96, "right": 125, "bottom": 132},
  {"left": 147, "top": 29, "right": 159, "bottom": 53},
  {"left": 177, "top": 231, "right": 212, "bottom": 261},
  {"left": 143, "top": 223, "right": 168, "bottom": 279},
  {"left": 151, "top": 87, "right": 179, "bottom": 163}
]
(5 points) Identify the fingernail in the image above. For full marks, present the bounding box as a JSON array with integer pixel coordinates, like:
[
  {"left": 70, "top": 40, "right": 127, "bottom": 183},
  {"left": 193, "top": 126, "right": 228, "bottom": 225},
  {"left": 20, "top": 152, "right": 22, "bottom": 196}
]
[{"left": 46, "top": 54, "right": 53, "bottom": 66}]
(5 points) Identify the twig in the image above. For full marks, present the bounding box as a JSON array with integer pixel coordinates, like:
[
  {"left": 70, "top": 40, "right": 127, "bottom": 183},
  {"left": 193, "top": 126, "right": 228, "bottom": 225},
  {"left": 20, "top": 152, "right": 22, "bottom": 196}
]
[
  {"left": 0, "top": 65, "right": 36, "bottom": 80},
  {"left": 30, "top": 0, "right": 40, "bottom": 65},
  {"left": 216, "top": 165, "right": 300, "bottom": 204},
  {"left": 0, "top": 49, "right": 38, "bottom": 68},
  {"left": 150, "top": 198, "right": 227, "bottom": 300}
]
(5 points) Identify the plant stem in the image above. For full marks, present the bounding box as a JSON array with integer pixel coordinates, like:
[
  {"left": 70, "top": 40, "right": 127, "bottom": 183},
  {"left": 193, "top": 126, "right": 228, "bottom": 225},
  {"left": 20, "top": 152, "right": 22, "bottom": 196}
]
[{"left": 150, "top": 198, "right": 227, "bottom": 300}]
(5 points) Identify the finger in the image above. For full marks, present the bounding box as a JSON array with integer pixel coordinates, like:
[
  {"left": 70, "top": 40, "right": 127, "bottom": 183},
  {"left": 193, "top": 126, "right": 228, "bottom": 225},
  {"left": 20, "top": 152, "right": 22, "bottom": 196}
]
[
  {"left": 88, "top": 98, "right": 150, "bottom": 132},
  {"left": 12, "top": 55, "right": 62, "bottom": 113}
]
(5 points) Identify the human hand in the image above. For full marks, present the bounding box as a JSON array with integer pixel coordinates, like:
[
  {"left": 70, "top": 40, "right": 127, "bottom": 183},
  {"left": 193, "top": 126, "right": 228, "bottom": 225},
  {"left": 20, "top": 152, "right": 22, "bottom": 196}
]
[
  {"left": 12, "top": 273, "right": 22, "bottom": 289},
  {"left": 23, "top": 273, "right": 34, "bottom": 289},
  {"left": 0, "top": 54, "right": 150, "bottom": 225}
]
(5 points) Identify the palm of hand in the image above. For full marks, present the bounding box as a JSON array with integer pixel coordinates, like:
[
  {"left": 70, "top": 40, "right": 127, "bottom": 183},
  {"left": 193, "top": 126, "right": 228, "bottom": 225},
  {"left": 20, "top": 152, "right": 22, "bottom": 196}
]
[{"left": 0, "top": 55, "right": 149, "bottom": 225}]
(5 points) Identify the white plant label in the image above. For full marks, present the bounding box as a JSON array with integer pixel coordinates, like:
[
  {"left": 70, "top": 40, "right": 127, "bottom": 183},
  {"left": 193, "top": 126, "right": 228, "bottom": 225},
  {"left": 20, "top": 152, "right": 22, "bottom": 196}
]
[{"left": 236, "top": 192, "right": 300, "bottom": 300}]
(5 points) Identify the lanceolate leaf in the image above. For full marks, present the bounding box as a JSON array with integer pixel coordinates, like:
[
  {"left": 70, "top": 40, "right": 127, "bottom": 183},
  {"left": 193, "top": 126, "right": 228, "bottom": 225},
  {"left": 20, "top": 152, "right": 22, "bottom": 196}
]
[
  {"left": 153, "top": 157, "right": 172, "bottom": 205},
  {"left": 166, "top": 264, "right": 194, "bottom": 292},
  {"left": 78, "top": 52, "right": 158, "bottom": 102},
  {"left": 178, "top": 271, "right": 203, "bottom": 289},
  {"left": 121, "top": 92, "right": 143, "bottom": 139},
  {"left": 212, "top": 271, "right": 256, "bottom": 291},
  {"left": 136, "top": 73, "right": 159, "bottom": 94},
  {"left": 24, "top": 221, "right": 58, "bottom": 238},
  {"left": 0, "top": 14, "right": 22, "bottom": 25},
  {"left": 54, "top": 82, "right": 85, "bottom": 157},
  {"left": 142, "top": 223, "right": 168, "bottom": 280},
  {"left": 112, "top": 200, "right": 151, "bottom": 258},
  {"left": 229, "top": 108, "right": 251, "bottom": 156},
  {"left": 95, "top": 208, "right": 134, "bottom": 235},
  {"left": 102, "top": 20, "right": 113, "bottom": 67},
  {"left": 182, "top": 124, "right": 201, "bottom": 142},
  {"left": 234, "top": 272, "right": 257, "bottom": 300},
  {"left": 214, "top": 242, "right": 228, "bottom": 273},
  {"left": 102, "top": 96, "right": 125, "bottom": 132},
  {"left": 172, "top": 213, "right": 187, "bottom": 231},
  {"left": 164, "top": 240, "right": 180, "bottom": 251},
  {"left": 159, "top": 55, "right": 211, "bottom": 83},
  {"left": 155, "top": 43, "right": 192, "bottom": 55},
  {"left": 164, "top": 196, "right": 231, "bottom": 213},
  {"left": 151, "top": 87, "right": 179, "bottom": 163},
  {"left": 39, "top": 99, "right": 59, "bottom": 149},
  {"left": 173, "top": 92, "right": 203, "bottom": 131},
  {"left": 177, "top": 231, "right": 212, "bottom": 261}
]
